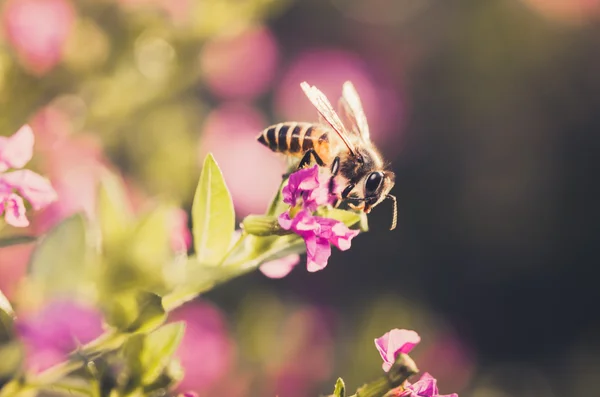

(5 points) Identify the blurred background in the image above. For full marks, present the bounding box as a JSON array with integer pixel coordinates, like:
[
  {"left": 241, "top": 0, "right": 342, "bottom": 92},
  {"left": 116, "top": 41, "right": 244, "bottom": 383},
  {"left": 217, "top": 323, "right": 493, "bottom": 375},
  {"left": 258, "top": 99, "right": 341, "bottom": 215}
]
[{"left": 1, "top": 0, "right": 600, "bottom": 396}]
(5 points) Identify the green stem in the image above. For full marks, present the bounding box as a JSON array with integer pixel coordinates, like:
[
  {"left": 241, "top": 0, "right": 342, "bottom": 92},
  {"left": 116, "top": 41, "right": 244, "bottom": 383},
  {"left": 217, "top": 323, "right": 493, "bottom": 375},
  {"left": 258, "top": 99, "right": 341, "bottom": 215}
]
[{"left": 351, "top": 354, "right": 419, "bottom": 397}]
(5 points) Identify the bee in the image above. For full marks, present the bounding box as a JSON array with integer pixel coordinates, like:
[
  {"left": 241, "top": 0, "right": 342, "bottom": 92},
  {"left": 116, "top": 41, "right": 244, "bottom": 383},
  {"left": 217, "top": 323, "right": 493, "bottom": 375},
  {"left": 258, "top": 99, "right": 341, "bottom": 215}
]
[{"left": 257, "top": 81, "right": 397, "bottom": 230}]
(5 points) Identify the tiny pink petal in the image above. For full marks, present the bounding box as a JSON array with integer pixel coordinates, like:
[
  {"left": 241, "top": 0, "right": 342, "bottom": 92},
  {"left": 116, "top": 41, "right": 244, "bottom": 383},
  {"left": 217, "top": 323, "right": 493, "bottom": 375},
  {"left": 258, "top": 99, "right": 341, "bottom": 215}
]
[
  {"left": 259, "top": 254, "right": 301, "bottom": 279},
  {"left": 278, "top": 211, "right": 294, "bottom": 230},
  {"left": 375, "top": 329, "right": 421, "bottom": 372},
  {"left": 1, "top": 169, "right": 57, "bottom": 210},
  {"left": 0, "top": 193, "right": 29, "bottom": 227},
  {"left": 305, "top": 235, "right": 331, "bottom": 272},
  {"left": 329, "top": 222, "right": 360, "bottom": 251},
  {"left": 0, "top": 125, "right": 34, "bottom": 172}
]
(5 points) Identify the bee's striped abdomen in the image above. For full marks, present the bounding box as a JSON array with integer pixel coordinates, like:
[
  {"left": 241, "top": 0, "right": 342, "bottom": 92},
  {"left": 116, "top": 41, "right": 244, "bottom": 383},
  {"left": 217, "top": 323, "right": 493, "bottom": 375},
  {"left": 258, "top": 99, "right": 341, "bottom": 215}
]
[{"left": 257, "top": 122, "right": 320, "bottom": 156}]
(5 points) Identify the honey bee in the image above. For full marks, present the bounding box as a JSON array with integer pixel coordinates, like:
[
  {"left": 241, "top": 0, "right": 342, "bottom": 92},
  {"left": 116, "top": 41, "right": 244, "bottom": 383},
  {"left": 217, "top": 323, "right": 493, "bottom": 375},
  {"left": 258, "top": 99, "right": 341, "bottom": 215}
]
[{"left": 257, "top": 81, "right": 397, "bottom": 230}]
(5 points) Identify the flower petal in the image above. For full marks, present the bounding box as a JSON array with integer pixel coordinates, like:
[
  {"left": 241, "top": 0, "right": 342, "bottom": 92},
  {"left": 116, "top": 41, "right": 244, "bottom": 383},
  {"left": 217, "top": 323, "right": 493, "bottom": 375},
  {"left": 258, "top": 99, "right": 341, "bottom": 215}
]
[
  {"left": 1, "top": 170, "right": 57, "bottom": 210},
  {"left": 0, "top": 193, "right": 29, "bottom": 227},
  {"left": 374, "top": 329, "right": 421, "bottom": 372},
  {"left": 259, "top": 254, "right": 301, "bottom": 279},
  {"left": 282, "top": 165, "right": 320, "bottom": 205},
  {"left": 0, "top": 125, "right": 34, "bottom": 172},
  {"left": 409, "top": 373, "right": 438, "bottom": 396},
  {"left": 305, "top": 235, "right": 331, "bottom": 272}
]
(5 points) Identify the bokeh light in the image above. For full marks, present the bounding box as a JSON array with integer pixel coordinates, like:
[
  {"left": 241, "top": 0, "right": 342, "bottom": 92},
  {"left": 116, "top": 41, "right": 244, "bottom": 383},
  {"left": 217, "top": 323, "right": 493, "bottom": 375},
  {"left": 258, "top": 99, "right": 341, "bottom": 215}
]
[
  {"left": 200, "top": 26, "right": 279, "bottom": 100},
  {"left": 198, "top": 102, "right": 286, "bottom": 217},
  {"left": 275, "top": 49, "right": 404, "bottom": 152}
]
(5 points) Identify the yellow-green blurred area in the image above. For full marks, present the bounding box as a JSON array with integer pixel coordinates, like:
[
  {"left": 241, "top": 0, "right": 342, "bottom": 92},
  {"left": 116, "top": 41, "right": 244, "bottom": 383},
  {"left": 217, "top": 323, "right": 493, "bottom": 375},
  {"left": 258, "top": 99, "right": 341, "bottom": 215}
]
[{"left": 1, "top": 0, "right": 600, "bottom": 396}]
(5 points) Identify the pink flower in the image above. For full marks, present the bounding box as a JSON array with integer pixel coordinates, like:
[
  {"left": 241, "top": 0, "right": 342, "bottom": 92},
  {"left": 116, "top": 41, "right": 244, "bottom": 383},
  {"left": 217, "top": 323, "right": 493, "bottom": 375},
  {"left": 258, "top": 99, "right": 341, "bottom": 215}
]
[
  {"left": 278, "top": 210, "right": 359, "bottom": 272},
  {"left": 2, "top": 0, "right": 76, "bottom": 75},
  {"left": 170, "top": 208, "right": 192, "bottom": 253},
  {"left": 278, "top": 166, "right": 359, "bottom": 272},
  {"left": 375, "top": 329, "right": 421, "bottom": 372},
  {"left": 16, "top": 300, "right": 104, "bottom": 373},
  {"left": 282, "top": 165, "right": 335, "bottom": 211},
  {"left": 0, "top": 125, "right": 57, "bottom": 227},
  {"left": 259, "top": 254, "right": 301, "bottom": 279},
  {"left": 395, "top": 373, "right": 458, "bottom": 397},
  {"left": 170, "top": 302, "right": 234, "bottom": 393}
]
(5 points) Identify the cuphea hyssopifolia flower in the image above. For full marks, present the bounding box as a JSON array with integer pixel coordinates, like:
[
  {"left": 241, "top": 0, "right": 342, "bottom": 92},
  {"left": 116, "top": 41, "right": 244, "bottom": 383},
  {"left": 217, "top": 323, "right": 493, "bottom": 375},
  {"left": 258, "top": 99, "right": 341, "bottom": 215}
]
[
  {"left": 278, "top": 165, "right": 359, "bottom": 272},
  {"left": 0, "top": 125, "right": 57, "bottom": 227},
  {"left": 375, "top": 329, "right": 458, "bottom": 397}
]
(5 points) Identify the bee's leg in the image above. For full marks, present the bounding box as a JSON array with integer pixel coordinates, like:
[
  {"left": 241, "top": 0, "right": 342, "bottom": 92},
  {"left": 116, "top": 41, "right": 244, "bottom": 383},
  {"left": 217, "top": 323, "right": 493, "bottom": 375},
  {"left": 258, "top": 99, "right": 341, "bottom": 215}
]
[
  {"left": 298, "top": 149, "right": 324, "bottom": 169},
  {"left": 328, "top": 156, "right": 341, "bottom": 197}
]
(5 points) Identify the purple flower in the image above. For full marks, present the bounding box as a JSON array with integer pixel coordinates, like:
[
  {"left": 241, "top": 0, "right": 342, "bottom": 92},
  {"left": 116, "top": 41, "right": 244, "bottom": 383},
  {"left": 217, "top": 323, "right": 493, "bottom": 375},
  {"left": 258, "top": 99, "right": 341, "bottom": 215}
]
[
  {"left": 278, "top": 166, "right": 359, "bottom": 272},
  {"left": 0, "top": 125, "right": 57, "bottom": 227},
  {"left": 282, "top": 165, "right": 335, "bottom": 211},
  {"left": 16, "top": 300, "right": 104, "bottom": 373},
  {"left": 279, "top": 210, "right": 359, "bottom": 272},
  {"left": 395, "top": 373, "right": 458, "bottom": 397},
  {"left": 375, "top": 329, "right": 421, "bottom": 372}
]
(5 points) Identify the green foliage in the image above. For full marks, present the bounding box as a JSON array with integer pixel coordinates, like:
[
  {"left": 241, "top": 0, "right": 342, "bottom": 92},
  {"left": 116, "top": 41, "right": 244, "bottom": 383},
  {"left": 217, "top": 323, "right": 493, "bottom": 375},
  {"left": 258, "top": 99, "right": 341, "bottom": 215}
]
[
  {"left": 0, "top": 151, "right": 373, "bottom": 396},
  {"left": 192, "top": 153, "right": 235, "bottom": 265},
  {"left": 0, "top": 291, "right": 21, "bottom": 385},
  {"left": 333, "top": 377, "right": 346, "bottom": 397},
  {"left": 28, "top": 214, "right": 91, "bottom": 300}
]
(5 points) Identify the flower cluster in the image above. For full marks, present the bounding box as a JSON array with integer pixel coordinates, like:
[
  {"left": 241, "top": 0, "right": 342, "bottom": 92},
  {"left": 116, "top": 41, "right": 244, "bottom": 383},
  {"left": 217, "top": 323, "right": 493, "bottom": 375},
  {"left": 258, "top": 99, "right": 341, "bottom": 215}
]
[
  {"left": 0, "top": 125, "right": 57, "bottom": 227},
  {"left": 375, "top": 329, "right": 458, "bottom": 397},
  {"left": 278, "top": 165, "right": 359, "bottom": 272}
]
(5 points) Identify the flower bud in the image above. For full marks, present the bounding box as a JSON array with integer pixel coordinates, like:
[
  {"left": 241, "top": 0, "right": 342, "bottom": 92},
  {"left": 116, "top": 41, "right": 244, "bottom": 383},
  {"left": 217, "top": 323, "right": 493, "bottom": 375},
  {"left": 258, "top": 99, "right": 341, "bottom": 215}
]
[{"left": 241, "top": 215, "right": 289, "bottom": 236}]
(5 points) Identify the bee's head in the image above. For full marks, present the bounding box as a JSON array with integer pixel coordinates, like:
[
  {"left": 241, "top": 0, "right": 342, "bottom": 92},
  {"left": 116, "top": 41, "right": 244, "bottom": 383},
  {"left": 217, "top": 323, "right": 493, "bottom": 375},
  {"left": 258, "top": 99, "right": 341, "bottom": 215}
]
[{"left": 358, "top": 170, "right": 397, "bottom": 230}]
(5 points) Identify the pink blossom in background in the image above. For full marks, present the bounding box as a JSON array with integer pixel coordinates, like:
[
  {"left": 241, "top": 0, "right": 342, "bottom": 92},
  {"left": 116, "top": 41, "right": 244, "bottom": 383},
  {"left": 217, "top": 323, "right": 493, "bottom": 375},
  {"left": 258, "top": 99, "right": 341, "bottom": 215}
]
[
  {"left": 198, "top": 103, "right": 286, "bottom": 216},
  {"left": 170, "top": 301, "right": 235, "bottom": 394},
  {"left": 275, "top": 49, "right": 404, "bottom": 151},
  {"left": 0, "top": 243, "right": 34, "bottom": 299},
  {"left": 259, "top": 254, "right": 301, "bottom": 279},
  {"left": 200, "top": 26, "right": 279, "bottom": 100},
  {"left": 375, "top": 328, "right": 421, "bottom": 372},
  {"left": 394, "top": 373, "right": 458, "bottom": 397},
  {"left": 0, "top": 125, "right": 57, "bottom": 227},
  {"left": 170, "top": 208, "right": 192, "bottom": 253},
  {"left": 30, "top": 107, "right": 108, "bottom": 232},
  {"left": 416, "top": 332, "right": 475, "bottom": 393},
  {"left": 1, "top": 0, "right": 75, "bottom": 75},
  {"left": 16, "top": 300, "right": 104, "bottom": 373},
  {"left": 265, "top": 307, "right": 335, "bottom": 397}
]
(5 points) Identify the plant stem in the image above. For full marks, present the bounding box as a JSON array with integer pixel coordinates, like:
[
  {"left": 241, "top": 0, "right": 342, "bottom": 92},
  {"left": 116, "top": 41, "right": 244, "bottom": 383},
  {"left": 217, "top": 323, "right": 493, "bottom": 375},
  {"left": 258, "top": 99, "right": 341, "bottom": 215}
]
[{"left": 351, "top": 354, "right": 419, "bottom": 397}]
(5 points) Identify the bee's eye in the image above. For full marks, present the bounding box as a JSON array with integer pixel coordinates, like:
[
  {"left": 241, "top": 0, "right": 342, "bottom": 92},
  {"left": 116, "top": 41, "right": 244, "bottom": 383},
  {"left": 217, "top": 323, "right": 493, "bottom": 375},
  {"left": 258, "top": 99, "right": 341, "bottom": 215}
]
[{"left": 365, "top": 172, "right": 383, "bottom": 195}]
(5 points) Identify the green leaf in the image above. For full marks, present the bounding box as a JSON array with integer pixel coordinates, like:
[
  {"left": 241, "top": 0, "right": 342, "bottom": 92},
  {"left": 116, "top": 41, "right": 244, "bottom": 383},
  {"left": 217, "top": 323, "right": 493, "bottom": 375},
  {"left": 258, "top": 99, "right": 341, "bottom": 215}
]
[
  {"left": 0, "top": 235, "right": 36, "bottom": 248},
  {"left": 28, "top": 214, "right": 89, "bottom": 299},
  {"left": 106, "top": 292, "right": 166, "bottom": 333},
  {"left": 140, "top": 322, "right": 185, "bottom": 385},
  {"left": 0, "top": 290, "right": 13, "bottom": 320},
  {"left": 0, "top": 342, "right": 23, "bottom": 380},
  {"left": 97, "top": 171, "right": 134, "bottom": 249},
  {"left": 316, "top": 208, "right": 361, "bottom": 228},
  {"left": 333, "top": 377, "right": 346, "bottom": 397},
  {"left": 129, "top": 205, "right": 173, "bottom": 276},
  {"left": 192, "top": 153, "right": 235, "bottom": 265},
  {"left": 122, "top": 334, "right": 144, "bottom": 388},
  {"left": 127, "top": 292, "right": 166, "bottom": 333},
  {"left": 266, "top": 177, "right": 289, "bottom": 217},
  {"left": 0, "top": 290, "right": 14, "bottom": 344}
]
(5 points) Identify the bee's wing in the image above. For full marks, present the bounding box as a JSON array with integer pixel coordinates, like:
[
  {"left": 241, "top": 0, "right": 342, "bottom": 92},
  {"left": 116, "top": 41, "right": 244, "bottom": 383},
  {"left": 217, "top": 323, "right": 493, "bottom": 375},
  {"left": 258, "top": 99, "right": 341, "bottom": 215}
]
[
  {"left": 339, "top": 81, "right": 371, "bottom": 142},
  {"left": 300, "top": 82, "right": 357, "bottom": 156}
]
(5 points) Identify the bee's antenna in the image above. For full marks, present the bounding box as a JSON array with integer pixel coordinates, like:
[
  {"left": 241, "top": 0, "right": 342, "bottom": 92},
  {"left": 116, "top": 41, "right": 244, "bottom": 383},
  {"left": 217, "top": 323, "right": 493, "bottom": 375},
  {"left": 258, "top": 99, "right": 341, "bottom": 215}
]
[{"left": 387, "top": 194, "right": 397, "bottom": 230}]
